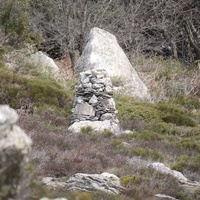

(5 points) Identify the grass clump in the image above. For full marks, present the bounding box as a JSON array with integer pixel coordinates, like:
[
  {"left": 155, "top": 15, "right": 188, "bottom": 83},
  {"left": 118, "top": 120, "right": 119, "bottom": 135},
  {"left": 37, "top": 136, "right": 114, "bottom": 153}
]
[{"left": 80, "top": 126, "right": 93, "bottom": 134}]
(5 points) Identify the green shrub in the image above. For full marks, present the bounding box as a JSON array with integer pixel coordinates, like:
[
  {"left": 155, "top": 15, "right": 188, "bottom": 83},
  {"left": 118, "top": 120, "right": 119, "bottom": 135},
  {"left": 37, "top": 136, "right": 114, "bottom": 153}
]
[
  {"left": 172, "top": 154, "right": 200, "bottom": 174},
  {"left": 162, "top": 113, "right": 197, "bottom": 127},
  {"left": 102, "top": 129, "right": 113, "bottom": 137},
  {"left": 133, "top": 148, "right": 164, "bottom": 162},
  {"left": 132, "top": 130, "right": 165, "bottom": 141},
  {"left": 110, "top": 139, "right": 132, "bottom": 155},
  {"left": 174, "top": 95, "right": 200, "bottom": 110},
  {"left": 172, "top": 138, "right": 200, "bottom": 152},
  {"left": 120, "top": 175, "right": 143, "bottom": 186},
  {"left": 0, "top": 69, "right": 74, "bottom": 115},
  {"left": 115, "top": 95, "right": 160, "bottom": 123}
]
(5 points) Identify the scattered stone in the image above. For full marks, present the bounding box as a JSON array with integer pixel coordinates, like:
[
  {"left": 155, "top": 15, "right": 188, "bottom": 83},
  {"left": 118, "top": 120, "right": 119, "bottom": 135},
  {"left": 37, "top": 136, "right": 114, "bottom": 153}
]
[
  {"left": 67, "top": 172, "right": 124, "bottom": 194},
  {"left": 75, "top": 27, "right": 150, "bottom": 100},
  {"left": 0, "top": 105, "right": 32, "bottom": 199},
  {"left": 155, "top": 194, "right": 179, "bottom": 200},
  {"left": 69, "top": 69, "right": 120, "bottom": 134}
]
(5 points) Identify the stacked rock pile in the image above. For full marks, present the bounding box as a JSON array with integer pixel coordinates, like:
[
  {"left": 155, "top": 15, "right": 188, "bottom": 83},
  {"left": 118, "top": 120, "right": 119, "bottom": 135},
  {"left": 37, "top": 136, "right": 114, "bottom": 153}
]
[{"left": 69, "top": 69, "right": 120, "bottom": 134}]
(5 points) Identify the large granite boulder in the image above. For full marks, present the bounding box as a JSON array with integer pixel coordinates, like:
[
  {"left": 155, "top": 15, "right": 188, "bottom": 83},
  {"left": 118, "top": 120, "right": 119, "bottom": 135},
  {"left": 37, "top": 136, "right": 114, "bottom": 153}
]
[
  {"left": 66, "top": 172, "right": 123, "bottom": 194},
  {"left": 75, "top": 27, "right": 150, "bottom": 100},
  {"left": 68, "top": 69, "right": 120, "bottom": 134},
  {"left": 0, "top": 105, "right": 32, "bottom": 199},
  {"left": 26, "top": 51, "right": 59, "bottom": 77}
]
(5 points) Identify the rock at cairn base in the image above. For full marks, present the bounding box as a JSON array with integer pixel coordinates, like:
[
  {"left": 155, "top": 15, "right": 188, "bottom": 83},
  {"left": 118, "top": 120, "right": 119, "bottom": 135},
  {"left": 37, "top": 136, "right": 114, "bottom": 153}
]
[
  {"left": 68, "top": 69, "right": 120, "bottom": 134},
  {"left": 66, "top": 172, "right": 123, "bottom": 194},
  {"left": 75, "top": 27, "right": 150, "bottom": 101},
  {"left": 0, "top": 105, "right": 32, "bottom": 199}
]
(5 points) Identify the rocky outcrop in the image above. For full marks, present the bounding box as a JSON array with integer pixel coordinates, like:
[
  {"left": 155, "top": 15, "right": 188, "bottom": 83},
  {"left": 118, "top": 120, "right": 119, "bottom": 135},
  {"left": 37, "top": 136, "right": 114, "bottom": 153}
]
[
  {"left": 66, "top": 172, "right": 123, "bottom": 194},
  {"left": 68, "top": 69, "right": 120, "bottom": 134},
  {"left": 75, "top": 27, "right": 150, "bottom": 101},
  {"left": 0, "top": 105, "right": 32, "bottom": 199},
  {"left": 148, "top": 162, "right": 200, "bottom": 191},
  {"left": 148, "top": 162, "right": 188, "bottom": 182},
  {"left": 26, "top": 51, "right": 59, "bottom": 77}
]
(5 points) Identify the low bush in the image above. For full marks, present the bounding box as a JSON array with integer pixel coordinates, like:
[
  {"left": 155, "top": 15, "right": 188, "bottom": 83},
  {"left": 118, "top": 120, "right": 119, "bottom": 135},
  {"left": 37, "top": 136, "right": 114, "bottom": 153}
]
[
  {"left": 172, "top": 154, "right": 200, "bottom": 180},
  {"left": 162, "top": 113, "right": 197, "bottom": 127},
  {"left": 133, "top": 147, "right": 164, "bottom": 162},
  {"left": 120, "top": 175, "right": 143, "bottom": 186}
]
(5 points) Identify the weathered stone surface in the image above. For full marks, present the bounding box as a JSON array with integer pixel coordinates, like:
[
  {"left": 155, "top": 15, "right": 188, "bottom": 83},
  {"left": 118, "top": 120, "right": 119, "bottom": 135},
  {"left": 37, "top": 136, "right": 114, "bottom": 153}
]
[
  {"left": 75, "top": 27, "right": 150, "bottom": 100},
  {"left": 148, "top": 162, "right": 187, "bottom": 181},
  {"left": 68, "top": 120, "right": 120, "bottom": 134},
  {"left": 69, "top": 69, "right": 120, "bottom": 134},
  {"left": 0, "top": 105, "right": 32, "bottom": 199},
  {"left": 26, "top": 51, "right": 59, "bottom": 77},
  {"left": 40, "top": 198, "right": 67, "bottom": 200},
  {"left": 0, "top": 105, "right": 18, "bottom": 131},
  {"left": 42, "top": 177, "right": 68, "bottom": 189},
  {"left": 67, "top": 172, "right": 123, "bottom": 194},
  {"left": 73, "top": 103, "right": 95, "bottom": 116},
  {"left": 148, "top": 162, "right": 200, "bottom": 191}
]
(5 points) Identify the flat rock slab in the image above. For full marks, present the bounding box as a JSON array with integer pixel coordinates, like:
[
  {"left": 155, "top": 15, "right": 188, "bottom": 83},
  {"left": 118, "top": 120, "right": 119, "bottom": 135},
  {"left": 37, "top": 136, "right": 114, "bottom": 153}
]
[
  {"left": 67, "top": 172, "right": 123, "bottom": 194},
  {"left": 68, "top": 120, "right": 120, "bottom": 135}
]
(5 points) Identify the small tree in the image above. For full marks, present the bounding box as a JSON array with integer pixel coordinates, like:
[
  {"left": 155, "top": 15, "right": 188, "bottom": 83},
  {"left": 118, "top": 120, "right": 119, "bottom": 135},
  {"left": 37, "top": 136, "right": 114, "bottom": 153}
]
[{"left": 0, "top": 0, "right": 36, "bottom": 47}]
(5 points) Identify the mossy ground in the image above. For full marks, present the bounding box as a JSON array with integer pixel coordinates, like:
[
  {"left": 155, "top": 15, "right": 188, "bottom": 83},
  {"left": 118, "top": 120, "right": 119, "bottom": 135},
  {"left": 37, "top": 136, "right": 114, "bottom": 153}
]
[{"left": 0, "top": 53, "right": 200, "bottom": 199}]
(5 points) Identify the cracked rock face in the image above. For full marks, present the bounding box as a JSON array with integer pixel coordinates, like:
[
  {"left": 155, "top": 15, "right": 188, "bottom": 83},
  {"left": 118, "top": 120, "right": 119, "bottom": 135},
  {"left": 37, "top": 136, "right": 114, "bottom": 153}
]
[
  {"left": 66, "top": 172, "right": 123, "bottom": 194},
  {"left": 75, "top": 27, "right": 150, "bottom": 100},
  {"left": 69, "top": 69, "right": 120, "bottom": 134},
  {"left": 0, "top": 105, "right": 32, "bottom": 200}
]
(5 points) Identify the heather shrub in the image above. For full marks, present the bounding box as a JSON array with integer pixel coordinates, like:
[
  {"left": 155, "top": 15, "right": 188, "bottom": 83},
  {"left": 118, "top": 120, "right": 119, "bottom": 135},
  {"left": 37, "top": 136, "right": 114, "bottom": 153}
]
[
  {"left": 0, "top": 68, "right": 74, "bottom": 113},
  {"left": 120, "top": 175, "right": 143, "bottom": 186},
  {"left": 128, "top": 130, "right": 165, "bottom": 141},
  {"left": 174, "top": 138, "right": 200, "bottom": 152},
  {"left": 133, "top": 148, "right": 164, "bottom": 162},
  {"left": 172, "top": 154, "right": 200, "bottom": 180},
  {"left": 162, "top": 113, "right": 197, "bottom": 127},
  {"left": 102, "top": 129, "right": 114, "bottom": 137}
]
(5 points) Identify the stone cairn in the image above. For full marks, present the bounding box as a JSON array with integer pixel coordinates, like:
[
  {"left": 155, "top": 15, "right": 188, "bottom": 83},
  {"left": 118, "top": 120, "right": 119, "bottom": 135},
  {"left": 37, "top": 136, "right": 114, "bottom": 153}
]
[{"left": 70, "top": 69, "right": 120, "bottom": 133}]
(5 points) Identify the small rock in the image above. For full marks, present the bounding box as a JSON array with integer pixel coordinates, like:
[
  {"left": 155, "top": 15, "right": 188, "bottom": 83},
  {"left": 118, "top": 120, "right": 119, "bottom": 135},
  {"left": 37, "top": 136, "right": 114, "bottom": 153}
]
[{"left": 155, "top": 194, "right": 179, "bottom": 200}]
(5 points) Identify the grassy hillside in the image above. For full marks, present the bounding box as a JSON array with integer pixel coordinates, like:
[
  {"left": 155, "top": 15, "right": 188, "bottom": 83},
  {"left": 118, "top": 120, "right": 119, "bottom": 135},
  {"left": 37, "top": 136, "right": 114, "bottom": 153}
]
[{"left": 0, "top": 51, "right": 200, "bottom": 199}]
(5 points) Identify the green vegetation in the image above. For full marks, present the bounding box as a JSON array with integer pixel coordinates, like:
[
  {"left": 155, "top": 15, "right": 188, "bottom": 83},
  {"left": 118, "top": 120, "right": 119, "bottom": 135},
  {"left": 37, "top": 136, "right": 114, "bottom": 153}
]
[
  {"left": 120, "top": 175, "right": 143, "bottom": 186},
  {"left": 0, "top": 46, "right": 200, "bottom": 199},
  {"left": 172, "top": 154, "right": 200, "bottom": 173},
  {"left": 0, "top": 0, "right": 40, "bottom": 47},
  {"left": 0, "top": 67, "right": 75, "bottom": 125},
  {"left": 133, "top": 148, "right": 164, "bottom": 162}
]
